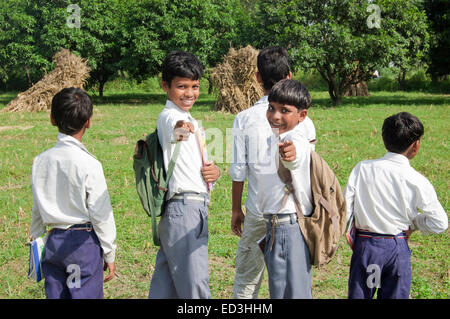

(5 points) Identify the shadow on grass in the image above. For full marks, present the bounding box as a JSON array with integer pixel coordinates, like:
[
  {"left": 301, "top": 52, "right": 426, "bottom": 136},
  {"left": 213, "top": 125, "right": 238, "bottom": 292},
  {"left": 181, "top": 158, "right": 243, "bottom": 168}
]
[
  {"left": 91, "top": 92, "right": 166, "bottom": 106},
  {"left": 311, "top": 94, "right": 449, "bottom": 109},
  {"left": 0, "top": 92, "right": 18, "bottom": 107},
  {"left": 90, "top": 92, "right": 217, "bottom": 109}
]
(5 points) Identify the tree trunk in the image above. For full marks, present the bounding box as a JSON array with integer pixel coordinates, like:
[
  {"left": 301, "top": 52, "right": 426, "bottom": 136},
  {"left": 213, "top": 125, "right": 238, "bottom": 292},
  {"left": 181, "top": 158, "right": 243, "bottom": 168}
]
[
  {"left": 343, "top": 81, "right": 370, "bottom": 96},
  {"left": 328, "top": 77, "right": 343, "bottom": 106},
  {"left": 25, "top": 65, "right": 32, "bottom": 88},
  {"left": 208, "top": 76, "right": 213, "bottom": 95},
  {"left": 99, "top": 80, "right": 105, "bottom": 97},
  {"left": 398, "top": 70, "right": 407, "bottom": 90}
]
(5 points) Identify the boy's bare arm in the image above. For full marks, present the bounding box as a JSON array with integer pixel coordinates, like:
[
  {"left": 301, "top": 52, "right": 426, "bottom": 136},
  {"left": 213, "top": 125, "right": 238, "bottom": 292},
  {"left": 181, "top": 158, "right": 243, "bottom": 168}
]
[
  {"left": 231, "top": 181, "right": 245, "bottom": 237},
  {"left": 103, "top": 262, "right": 116, "bottom": 282}
]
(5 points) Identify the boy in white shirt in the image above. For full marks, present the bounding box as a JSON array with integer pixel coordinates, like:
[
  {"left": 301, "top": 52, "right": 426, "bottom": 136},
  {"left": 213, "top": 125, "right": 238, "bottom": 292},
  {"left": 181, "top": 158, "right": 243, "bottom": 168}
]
[
  {"left": 260, "top": 79, "right": 314, "bottom": 298},
  {"left": 345, "top": 112, "right": 448, "bottom": 299},
  {"left": 230, "top": 47, "right": 316, "bottom": 299},
  {"left": 148, "top": 51, "right": 221, "bottom": 299},
  {"left": 30, "top": 87, "right": 116, "bottom": 298}
]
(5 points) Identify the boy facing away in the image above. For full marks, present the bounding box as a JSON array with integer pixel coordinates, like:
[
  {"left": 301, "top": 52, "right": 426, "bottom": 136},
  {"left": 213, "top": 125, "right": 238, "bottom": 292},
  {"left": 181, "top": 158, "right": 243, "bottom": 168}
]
[
  {"left": 230, "top": 47, "right": 316, "bottom": 299},
  {"left": 260, "top": 79, "right": 314, "bottom": 298},
  {"left": 344, "top": 112, "right": 448, "bottom": 299},
  {"left": 30, "top": 87, "right": 116, "bottom": 299},
  {"left": 148, "top": 51, "right": 221, "bottom": 299}
]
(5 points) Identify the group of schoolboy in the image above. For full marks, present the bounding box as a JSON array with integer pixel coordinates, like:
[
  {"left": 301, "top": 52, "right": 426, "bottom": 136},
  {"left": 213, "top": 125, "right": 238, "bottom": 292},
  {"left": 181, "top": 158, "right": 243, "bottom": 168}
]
[{"left": 30, "top": 48, "right": 447, "bottom": 299}]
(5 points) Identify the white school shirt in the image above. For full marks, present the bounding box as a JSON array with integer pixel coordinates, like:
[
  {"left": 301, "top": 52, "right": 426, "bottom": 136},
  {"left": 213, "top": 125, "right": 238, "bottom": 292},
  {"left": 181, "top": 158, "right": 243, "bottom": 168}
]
[
  {"left": 344, "top": 152, "right": 448, "bottom": 235},
  {"left": 229, "top": 95, "right": 316, "bottom": 217},
  {"left": 157, "top": 99, "right": 207, "bottom": 200},
  {"left": 30, "top": 133, "right": 116, "bottom": 263}
]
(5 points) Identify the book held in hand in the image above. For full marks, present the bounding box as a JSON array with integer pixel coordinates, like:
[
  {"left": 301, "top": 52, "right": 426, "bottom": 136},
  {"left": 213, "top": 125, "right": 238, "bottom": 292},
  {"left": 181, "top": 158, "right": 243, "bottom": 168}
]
[{"left": 28, "top": 232, "right": 49, "bottom": 282}]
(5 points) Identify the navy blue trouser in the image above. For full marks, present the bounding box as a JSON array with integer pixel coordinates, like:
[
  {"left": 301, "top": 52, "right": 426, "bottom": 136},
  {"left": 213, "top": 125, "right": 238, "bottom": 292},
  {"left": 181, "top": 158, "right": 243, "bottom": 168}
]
[
  {"left": 42, "top": 225, "right": 104, "bottom": 299},
  {"left": 348, "top": 231, "right": 412, "bottom": 299}
]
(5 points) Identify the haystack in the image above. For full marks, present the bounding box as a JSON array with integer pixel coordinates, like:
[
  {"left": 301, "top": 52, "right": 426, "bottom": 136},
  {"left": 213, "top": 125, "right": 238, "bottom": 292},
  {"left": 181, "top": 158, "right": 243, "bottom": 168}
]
[
  {"left": 3, "top": 48, "right": 90, "bottom": 112},
  {"left": 211, "top": 46, "right": 263, "bottom": 114}
]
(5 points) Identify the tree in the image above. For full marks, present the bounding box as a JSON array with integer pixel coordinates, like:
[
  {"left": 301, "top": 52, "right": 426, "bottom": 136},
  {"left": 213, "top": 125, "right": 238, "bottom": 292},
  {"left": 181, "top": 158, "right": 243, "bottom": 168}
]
[
  {"left": 254, "top": 0, "right": 430, "bottom": 105},
  {"left": 32, "top": 0, "right": 126, "bottom": 97},
  {"left": 0, "top": 0, "right": 48, "bottom": 89},
  {"left": 125, "top": 0, "right": 243, "bottom": 93},
  {"left": 424, "top": 0, "right": 450, "bottom": 81}
]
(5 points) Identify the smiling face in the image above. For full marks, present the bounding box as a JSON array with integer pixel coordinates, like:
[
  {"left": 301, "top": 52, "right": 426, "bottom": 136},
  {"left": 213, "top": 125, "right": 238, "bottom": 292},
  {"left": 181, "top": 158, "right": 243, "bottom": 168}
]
[
  {"left": 266, "top": 101, "right": 307, "bottom": 134},
  {"left": 162, "top": 76, "right": 200, "bottom": 112}
]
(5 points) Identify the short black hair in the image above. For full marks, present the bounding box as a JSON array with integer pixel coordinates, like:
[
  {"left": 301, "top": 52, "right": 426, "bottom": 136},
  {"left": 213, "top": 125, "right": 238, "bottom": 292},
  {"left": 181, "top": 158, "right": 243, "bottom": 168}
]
[
  {"left": 161, "top": 51, "right": 204, "bottom": 87},
  {"left": 268, "top": 79, "right": 311, "bottom": 110},
  {"left": 257, "top": 47, "right": 291, "bottom": 91},
  {"left": 51, "top": 87, "right": 93, "bottom": 135},
  {"left": 382, "top": 112, "right": 424, "bottom": 153}
]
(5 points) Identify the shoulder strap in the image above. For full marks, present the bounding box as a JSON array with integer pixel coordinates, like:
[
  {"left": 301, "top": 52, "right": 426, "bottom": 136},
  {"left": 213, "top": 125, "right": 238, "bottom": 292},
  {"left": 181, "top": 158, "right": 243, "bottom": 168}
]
[
  {"left": 166, "top": 141, "right": 181, "bottom": 179},
  {"left": 277, "top": 163, "right": 304, "bottom": 217}
]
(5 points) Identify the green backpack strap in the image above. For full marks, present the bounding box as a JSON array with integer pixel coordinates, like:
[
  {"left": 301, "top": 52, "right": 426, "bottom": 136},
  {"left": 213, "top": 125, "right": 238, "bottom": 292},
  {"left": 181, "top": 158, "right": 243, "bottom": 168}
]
[
  {"left": 149, "top": 141, "right": 181, "bottom": 246},
  {"left": 166, "top": 141, "right": 181, "bottom": 180}
]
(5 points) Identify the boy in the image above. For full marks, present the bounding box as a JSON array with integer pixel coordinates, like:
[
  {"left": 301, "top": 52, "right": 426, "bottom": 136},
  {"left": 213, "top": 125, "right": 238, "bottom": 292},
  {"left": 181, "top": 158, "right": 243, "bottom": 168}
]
[
  {"left": 263, "top": 79, "right": 314, "bottom": 298},
  {"left": 30, "top": 87, "right": 116, "bottom": 299},
  {"left": 230, "top": 47, "right": 316, "bottom": 299},
  {"left": 148, "top": 51, "right": 221, "bottom": 299},
  {"left": 344, "top": 112, "right": 448, "bottom": 299}
]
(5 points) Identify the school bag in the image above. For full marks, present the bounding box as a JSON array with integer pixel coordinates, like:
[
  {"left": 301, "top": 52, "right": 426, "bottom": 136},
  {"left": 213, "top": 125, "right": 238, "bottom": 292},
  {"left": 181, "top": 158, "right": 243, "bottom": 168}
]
[
  {"left": 133, "top": 129, "right": 180, "bottom": 246},
  {"left": 277, "top": 150, "right": 347, "bottom": 267}
]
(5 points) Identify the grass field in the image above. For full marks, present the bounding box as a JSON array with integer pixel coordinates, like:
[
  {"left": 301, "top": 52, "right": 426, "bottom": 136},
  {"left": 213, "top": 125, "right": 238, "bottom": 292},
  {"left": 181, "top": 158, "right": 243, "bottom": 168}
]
[{"left": 0, "top": 88, "right": 448, "bottom": 299}]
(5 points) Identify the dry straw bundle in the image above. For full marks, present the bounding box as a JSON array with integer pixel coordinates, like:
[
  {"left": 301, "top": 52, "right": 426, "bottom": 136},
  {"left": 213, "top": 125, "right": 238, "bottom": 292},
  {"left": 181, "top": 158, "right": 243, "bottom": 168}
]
[
  {"left": 4, "top": 48, "right": 90, "bottom": 112},
  {"left": 211, "top": 45, "right": 264, "bottom": 114}
]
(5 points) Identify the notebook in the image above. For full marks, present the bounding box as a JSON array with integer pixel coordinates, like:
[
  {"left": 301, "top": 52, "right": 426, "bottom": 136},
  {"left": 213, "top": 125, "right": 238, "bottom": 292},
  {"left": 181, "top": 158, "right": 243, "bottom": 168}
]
[{"left": 28, "top": 232, "right": 49, "bottom": 282}]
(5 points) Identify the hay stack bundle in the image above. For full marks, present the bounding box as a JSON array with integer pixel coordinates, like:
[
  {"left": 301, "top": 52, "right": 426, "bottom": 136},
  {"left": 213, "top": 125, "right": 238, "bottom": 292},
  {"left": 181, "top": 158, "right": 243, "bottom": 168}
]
[
  {"left": 4, "top": 48, "right": 90, "bottom": 112},
  {"left": 211, "top": 46, "right": 264, "bottom": 114}
]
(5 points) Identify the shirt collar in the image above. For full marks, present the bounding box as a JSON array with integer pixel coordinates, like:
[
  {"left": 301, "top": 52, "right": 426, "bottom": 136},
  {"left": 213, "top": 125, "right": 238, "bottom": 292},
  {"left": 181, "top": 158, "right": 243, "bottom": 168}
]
[
  {"left": 383, "top": 152, "right": 410, "bottom": 166},
  {"left": 165, "top": 99, "right": 190, "bottom": 115},
  {"left": 165, "top": 99, "right": 196, "bottom": 123},
  {"left": 255, "top": 95, "right": 268, "bottom": 106},
  {"left": 57, "top": 132, "right": 96, "bottom": 159}
]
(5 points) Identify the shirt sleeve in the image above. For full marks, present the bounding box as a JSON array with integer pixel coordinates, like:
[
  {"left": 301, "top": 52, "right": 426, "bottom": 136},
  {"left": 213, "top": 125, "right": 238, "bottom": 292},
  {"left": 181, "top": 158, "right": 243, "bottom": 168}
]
[
  {"left": 30, "top": 200, "right": 46, "bottom": 240},
  {"left": 411, "top": 178, "right": 448, "bottom": 235},
  {"left": 279, "top": 132, "right": 310, "bottom": 171},
  {"left": 86, "top": 162, "right": 116, "bottom": 263},
  {"left": 30, "top": 161, "right": 46, "bottom": 239},
  {"left": 229, "top": 115, "right": 248, "bottom": 182},
  {"left": 343, "top": 164, "right": 360, "bottom": 223}
]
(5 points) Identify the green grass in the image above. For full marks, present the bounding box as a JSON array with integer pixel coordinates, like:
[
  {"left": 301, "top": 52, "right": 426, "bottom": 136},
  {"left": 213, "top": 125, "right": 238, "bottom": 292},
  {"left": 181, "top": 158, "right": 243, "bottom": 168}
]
[{"left": 0, "top": 89, "right": 448, "bottom": 299}]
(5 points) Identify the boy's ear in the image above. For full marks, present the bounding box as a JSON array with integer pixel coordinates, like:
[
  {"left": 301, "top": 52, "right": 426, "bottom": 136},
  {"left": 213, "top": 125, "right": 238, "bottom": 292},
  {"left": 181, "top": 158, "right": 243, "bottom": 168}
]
[
  {"left": 298, "top": 109, "right": 308, "bottom": 122},
  {"left": 85, "top": 117, "right": 91, "bottom": 129},
  {"left": 50, "top": 114, "right": 57, "bottom": 126},
  {"left": 161, "top": 80, "right": 170, "bottom": 92},
  {"left": 255, "top": 71, "right": 263, "bottom": 84},
  {"left": 286, "top": 71, "right": 293, "bottom": 80},
  {"left": 404, "top": 139, "right": 421, "bottom": 159}
]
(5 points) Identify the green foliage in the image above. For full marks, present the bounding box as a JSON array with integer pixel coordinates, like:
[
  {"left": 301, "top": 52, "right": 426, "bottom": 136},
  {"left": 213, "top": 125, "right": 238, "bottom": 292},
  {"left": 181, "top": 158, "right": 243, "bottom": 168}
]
[
  {"left": 424, "top": 0, "right": 450, "bottom": 80},
  {"left": 253, "top": 0, "right": 430, "bottom": 105},
  {"left": 0, "top": 0, "right": 48, "bottom": 88}
]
